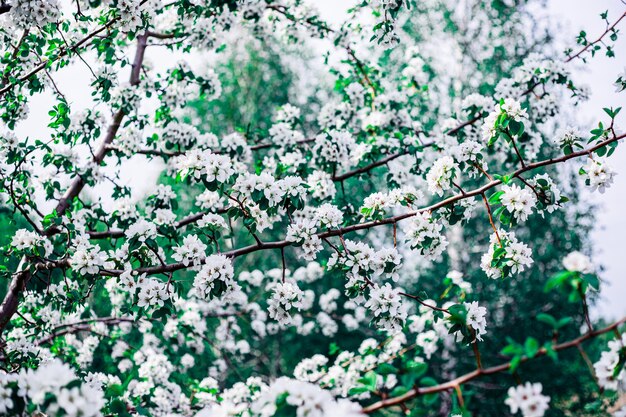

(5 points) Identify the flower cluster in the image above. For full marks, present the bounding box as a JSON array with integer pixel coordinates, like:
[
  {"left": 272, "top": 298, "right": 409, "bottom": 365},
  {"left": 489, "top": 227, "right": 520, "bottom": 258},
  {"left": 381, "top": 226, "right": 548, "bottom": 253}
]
[
  {"left": 364, "top": 283, "right": 407, "bottom": 332},
  {"left": 481, "top": 230, "right": 533, "bottom": 279},
  {"left": 69, "top": 238, "right": 112, "bottom": 276},
  {"left": 360, "top": 187, "right": 422, "bottom": 220},
  {"left": 593, "top": 333, "right": 626, "bottom": 391},
  {"left": 464, "top": 301, "right": 487, "bottom": 342},
  {"left": 193, "top": 254, "right": 237, "bottom": 300},
  {"left": 403, "top": 212, "right": 449, "bottom": 260},
  {"left": 482, "top": 98, "right": 528, "bottom": 141},
  {"left": 267, "top": 282, "right": 304, "bottom": 326},
  {"left": 426, "top": 156, "right": 458, "bottom": 196},
  {"left": 172, "top": 235, "right": 207, "bottom": 267},
  {"left": 11, "top": 229, "right": 52, "bottom": 256},
  {"left": 136, "top": 275, "right": 171, "bottom": 309},
  {"left": 327, "top": 240, "right": 403, "bottom": 283},
  {"left": 505, "top": 382, "right": 551, "bottom": 417},
  {"left": 0, "top": 359, "right": 105, "bottom": 416},
  {"left": 6, "top": 0, "right": 61, "bottom": 29},
  {"left": 582, "top": 159, "right": 617, "bottom": 194},
  {"left": 178, "top": 149, "right": 235, "bottom": 183},
  {"left": 248, "top": 377, "right": 363, "bottom": 417},
  {"left": 500, "top": 184, "right": 537, "bottom": 222}
]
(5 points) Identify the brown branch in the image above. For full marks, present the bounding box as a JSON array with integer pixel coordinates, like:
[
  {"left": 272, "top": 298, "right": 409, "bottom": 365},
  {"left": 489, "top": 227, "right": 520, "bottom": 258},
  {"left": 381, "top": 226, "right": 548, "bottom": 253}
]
[
  {"left": 362, "top": 316, "right": 626, "bottom": 413},
  {"left": 0, "top": 269, "right": 30, "bottom": 333},
  {"left": 53, "top": 33, "right": 148, "bottom": 217},
  {"left": 96, "top": 132, "right": 625, "bottom": 277},
  {"left": 0, "top": 18, "right": 119, "bottom": 96},
  {"left": 565, "top": 11, "right": 626, "bottom": 62},
  {"left": 0, "top": 33, "right": 152, "bottom": 337},
  {"left": 36, "top": 317, "right": 135, "bottom": 345},
  {"left": 481, "top": 192, "right": 502, "bottom": 247}
]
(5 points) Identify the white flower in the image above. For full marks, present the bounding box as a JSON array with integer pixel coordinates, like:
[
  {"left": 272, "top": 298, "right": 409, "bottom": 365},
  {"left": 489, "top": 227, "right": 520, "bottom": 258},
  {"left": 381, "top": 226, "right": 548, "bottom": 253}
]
[
  {"left": 553, "top": 126, "right": 581, "bottom": 148},
  {"left": 286, "top": 219, "right": 317, "bottom": 244},
  {"left": 461, "top": 93, "right": 493, "bottom": 111},
  {"left": 172, "top": 235, "right": 207, "bottom": 267},
  {"left": 371, "top": 247, "right": 402, "bottom": 280},
  {"left": 269, "top": 123, "right": 304, "bottom": 147},
  {"left": 319, "top": 289, "right": 341, "bottom": 313},
  {"left": 204, "top": 152, "right": 236, "bottom": 183},
  {"left": 404, "top": 212, "right": 448, "bottom": 260},
  {"left": 505, "top": 382, "right": 550, "bottom": 417},
  {"left": 506, "top": 241, "right": 534, "bottom": 274},
  {"left": 594, "top": 347, "right": 622, "bottom": 390},
  {"left": 327, "top": 240, "right": 375, "bottom": 274},
  {"left": 11, "top": 229, "right": 52, "bottom": 255},
  {"left": 70, "top": 243, "right": 111, "bottom": 275},
  {"left": 11, "top": 229, "right": 39, "bottom": 250},
  {"left": 313, "top": 130, "right": 356, "bottom": 167},
  {"left": 364, "top": 283, "right": 407, "bottom": 332},
  {"left": 268, "top": 282, "right": 304, "bottom": 326},
  {"left": 193, "top": 254, "right": 236, "bottom": 300},
  {"left": 583, "top": 159, "right": 616, "bottom": 193},
  {"left": 118, "top": 270, "right": 139, "bottom": 293},
  {"left": 136, "top": 278, "right": 170, "bottom": 309},
  {"left": 178, "top": 149, "right": 235, "bottom": 182},
  {"left": 114, "top": 197, "right": 139, "bottom": 221},
  {"left": 426, "top": 156, "right": 457, "bottom": 196},
  {"left": 300, "top": 235, "right": 323, "bottom": 261},
  {"left": 0, "top": 383, "right": 13, "bottom": 414},
  {"left": 500, "top": 184, "right": 537, "bottom": 222},
  {"left": 481, "top": 99, "right": 527, "bottom": 142},
  {"left": 9, "top": 0, "right": 61, "bottom": 29},
  {"left": 456, "top": 139, "right": 484, "bottom": 167},
  {"left": 481, "top": 230, "right": 533, "bottom": 279},
  {"left": 13, "top": 359, "right": 105, "bottom": 416},
  {"left": 362, "top": 192, "right": 391, "bottom": 214},
  {"left": 294, "top": 355, "right": 328, "bottom": 382},
  {"left": 197, "top": 213, "right": 228, "bottom": 230},
  {"left": 464, "top": 301, "right": 487, "bottom": 341},
  {"left": 125, "top": 219, "right": 157, "bottom": 242},
  {"left": 153, "top": 209, "right": 177, "bottom": 225},
  {"left": 529, "top": 174, "right": 562, "bottom": 214},
  {"left": 276, "top": 104, "right": 301, "bottom": 123},
  {"left": 562, "top": 251, "right": 593, "bottom": 273},
  {"left": 614, "top": 68, "right": 626, "bottom": 93},
  {"left": 196, "top": 190, "right": 224, "bottom": 211},
  {"left": 501, "top": 98, "right": 529, "bottom": 121},
  {"left": 249, "top": 377, "right": 363, "bottom": 417},
  {"left": 481, "top": 109, "right": 500, "bottom": 141},
  {"left": 315, "top": 204, "right": 343, "bottom": 229},
  {"left": 307, "top": 170, "right": 336, "bottom": 200}
]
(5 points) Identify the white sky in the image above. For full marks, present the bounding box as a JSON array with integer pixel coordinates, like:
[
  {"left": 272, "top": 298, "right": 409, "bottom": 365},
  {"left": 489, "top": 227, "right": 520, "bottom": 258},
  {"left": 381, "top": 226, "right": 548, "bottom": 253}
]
[
  {"left": 543, "top": 0, "right": 626, "bottom": 319},
  {"left": 13, "top": 1, "right": 626, "bottom": 318}
]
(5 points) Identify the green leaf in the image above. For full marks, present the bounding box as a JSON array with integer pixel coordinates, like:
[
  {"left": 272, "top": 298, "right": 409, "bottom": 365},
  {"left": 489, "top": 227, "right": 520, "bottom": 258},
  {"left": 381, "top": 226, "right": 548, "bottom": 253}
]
[
  {"left": 357, "top": 371, "right": 378, "bottom": 391},
  {"left": 556, "top": 317, "right": 573, "bottom": 328},
  {"left": 377, "top": 363, "right": 397, "bottom": 375},
  {"left": 510, "top": 355, "right": 522, "bottom": 373},
  {"left": 583, "top": 273, "right": 600, "bottom": 290},
  {"left": 347, "top": 386, "right": 371, "bottom": 396},
  {"left": 524, "top": 337, "right": 540, "bottom": 358},
  {"left": 536, "top": 313, "right": 557, "bottom": 328},
  {"left": 406, "top": 361, "right": 428, "bottom": 379}
]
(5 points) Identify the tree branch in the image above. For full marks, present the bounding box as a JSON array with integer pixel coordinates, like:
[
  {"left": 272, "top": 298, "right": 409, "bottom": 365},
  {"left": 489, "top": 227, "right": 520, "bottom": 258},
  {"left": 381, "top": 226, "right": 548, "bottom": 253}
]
[
  {"left": 362, "top": 316, "right": 626, "bottom": 413},
  {"left": 98, "top": 132, "right": 625, "bottom": 277}
]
